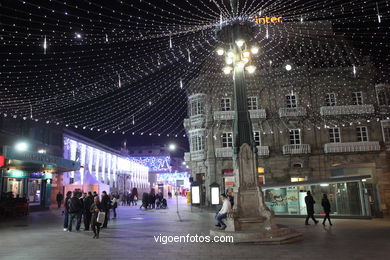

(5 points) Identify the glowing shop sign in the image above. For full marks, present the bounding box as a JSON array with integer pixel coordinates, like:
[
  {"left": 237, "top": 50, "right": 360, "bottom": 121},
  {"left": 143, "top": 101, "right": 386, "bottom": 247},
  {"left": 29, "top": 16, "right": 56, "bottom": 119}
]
[{"left": 253, "top": 16, "right": 283, "bottom": 24}]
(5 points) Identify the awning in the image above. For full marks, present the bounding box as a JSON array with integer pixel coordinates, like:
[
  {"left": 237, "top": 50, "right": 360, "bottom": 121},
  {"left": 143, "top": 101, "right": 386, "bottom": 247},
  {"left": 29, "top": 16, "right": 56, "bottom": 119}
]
[{"left": 2, "top": 145, "right": 80, "bottom": 173}]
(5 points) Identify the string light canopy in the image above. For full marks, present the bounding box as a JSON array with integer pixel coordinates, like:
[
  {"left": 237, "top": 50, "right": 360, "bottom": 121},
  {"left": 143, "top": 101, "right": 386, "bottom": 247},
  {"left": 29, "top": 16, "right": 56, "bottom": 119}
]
[{"left": 1, "top": 0, "right": 389, "bottom": 138}]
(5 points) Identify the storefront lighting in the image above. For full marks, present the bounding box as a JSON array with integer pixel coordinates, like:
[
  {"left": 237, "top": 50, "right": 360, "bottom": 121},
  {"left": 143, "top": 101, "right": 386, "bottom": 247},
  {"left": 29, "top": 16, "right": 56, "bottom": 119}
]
[{"left": 320, "top": 183, "right": 329, "bottom": 187}]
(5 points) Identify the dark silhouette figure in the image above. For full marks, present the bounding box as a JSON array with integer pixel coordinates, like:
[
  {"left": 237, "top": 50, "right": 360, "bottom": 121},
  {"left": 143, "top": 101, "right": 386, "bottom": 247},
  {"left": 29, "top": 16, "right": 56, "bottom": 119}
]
[
  {"left": 321, "top": 194, "right": 332, "bottom": 226},
  {"left": 305, "top": 191, "right": 319, "bottom": 225},
  {"left": 56, "top": 192, "right": 63, "bottom": 209},
  {"left": 68, "top": 191, "right": 83, "bottom": 231},
  {"left": 83, "top": 192, "right": 94, "bottom": 231},
  {"left": 101, "top": 191, "right": 110, "bottom": 228}
]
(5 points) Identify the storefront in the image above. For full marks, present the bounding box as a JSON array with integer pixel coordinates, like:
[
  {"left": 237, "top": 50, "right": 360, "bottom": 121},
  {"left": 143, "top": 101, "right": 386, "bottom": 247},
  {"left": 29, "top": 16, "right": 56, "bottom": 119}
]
[
  {"left": 0, "top": 146, "right": 80, "bottom": 210},
  {"left": 261, "top": 175, "right": 376, "bottom": 218}
]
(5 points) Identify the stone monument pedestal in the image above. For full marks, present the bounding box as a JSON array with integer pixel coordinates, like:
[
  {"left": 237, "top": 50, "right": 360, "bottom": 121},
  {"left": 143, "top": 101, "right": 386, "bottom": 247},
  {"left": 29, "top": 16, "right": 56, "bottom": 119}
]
[{"left": 210, "top": 144, "right": 302, "bottom": 244}]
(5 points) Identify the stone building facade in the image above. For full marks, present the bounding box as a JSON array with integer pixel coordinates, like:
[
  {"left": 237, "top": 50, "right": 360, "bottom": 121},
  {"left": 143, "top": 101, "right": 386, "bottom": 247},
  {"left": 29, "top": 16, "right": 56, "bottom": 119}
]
[{"left": 184, "top": 58, "right": 390, "bottom": 215}]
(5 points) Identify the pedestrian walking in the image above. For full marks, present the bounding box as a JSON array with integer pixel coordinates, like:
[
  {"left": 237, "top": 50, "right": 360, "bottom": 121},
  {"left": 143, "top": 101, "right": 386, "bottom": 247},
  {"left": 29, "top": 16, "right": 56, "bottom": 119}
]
[
  {"left": 131, "top": 188, "right": 138, "bottom": 206},
  {"left": 127, "top": 192, "right": 132, "bottom": 206},
  {"left": 68, "top": 191, "right": 83, "bottom": 232},
  {"left": 90, "top": 196, "right": 103, "bottom": 239},
  {"left": 83, "top": 192, "right": 93, "bottom": 231},
  {"left": 305, "top": 191, "right": 319, "bottom": 225},
  {"left": 63, "top": 191, "right": 72, "bottom": 231},
  {"left": 149, "top": 188, "right": 156, "bottom": 209},
  {"left": 111, "top": 193, "right": 118, "bottom": 219},
  {"left": 101, "top": 191, "right": 110, "bottom": 228},
  {"left": 321, "top": 194, "right": 332, "bottom": 226},
  {"left": 140, "top": 192, "right": 149, "bottom": 210},
  {"left": 56, "top": 192, "right": 63, "bottom": 209}
]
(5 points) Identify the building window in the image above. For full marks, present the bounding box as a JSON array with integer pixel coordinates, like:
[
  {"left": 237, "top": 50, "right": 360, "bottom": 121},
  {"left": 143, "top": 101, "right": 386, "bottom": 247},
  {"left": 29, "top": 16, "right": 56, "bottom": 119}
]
[
  {"left": 325, "top": 93, "right": 337, "bottom": 106},
  {"left": 377, "top": 88, "right": 390, "bottom": 106},
  {"left": 191, "top": 135, "right": 205, "bottom": 151},
  {"left": 381, "top": 121, "right": 390, "bottom": 143},
  {"left": 289, "top": 129, "right": 301, "bottom": 145},
  {"left": 253, "top": 131, "right": 261, "bottom": 146},
  {"left": 247, "top": 96, "right": 258, "bottom": 110},
  {"left": 286, "top": 94, "right": 297, "bottom": 108},
  {"left": 222, "top": 132, "right": 233, "bottom": 148},
  {"left": 352, "top": 91, "right": 363, "bottom": 105},
  {"left": 220, "top": 98, "right": 231, "bottom": 111},
  {"left": 328, "top": 128, "right": 341, "bottom": 143},
  {"left": 356, "top": 126, "right": 368, "bottom": 142},
  {"left": 190, "top": 100, "right": 204, "bottom": 116}
]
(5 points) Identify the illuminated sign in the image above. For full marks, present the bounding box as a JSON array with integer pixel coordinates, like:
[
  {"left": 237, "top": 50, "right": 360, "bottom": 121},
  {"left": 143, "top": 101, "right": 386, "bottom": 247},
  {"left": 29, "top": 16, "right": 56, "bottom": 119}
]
[
  {"left": 254, "top": 16, "right": 283, "bottom": 24},
  {"left": 4, "top": 146, "right": 80, "bottom": 171},
  {"left": 0, "top": 155, "right": 4, "bottom": 167},
  {"left": 191, "top": 186, "right": 200, "bottom": 204}
]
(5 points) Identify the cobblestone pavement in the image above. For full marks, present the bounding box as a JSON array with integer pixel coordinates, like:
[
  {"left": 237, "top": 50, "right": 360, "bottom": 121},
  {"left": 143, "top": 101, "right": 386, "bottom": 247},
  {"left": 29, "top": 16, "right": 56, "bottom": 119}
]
[{"left": 0, "top": 197, "right": 390, "bottom": 260}]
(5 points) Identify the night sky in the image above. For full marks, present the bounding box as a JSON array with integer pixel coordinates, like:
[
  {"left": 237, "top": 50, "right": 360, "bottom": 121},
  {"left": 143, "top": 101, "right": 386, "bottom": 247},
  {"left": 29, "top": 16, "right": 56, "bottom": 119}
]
[{"left": 1, "top": 0, "right": 389, "bottom": 150}]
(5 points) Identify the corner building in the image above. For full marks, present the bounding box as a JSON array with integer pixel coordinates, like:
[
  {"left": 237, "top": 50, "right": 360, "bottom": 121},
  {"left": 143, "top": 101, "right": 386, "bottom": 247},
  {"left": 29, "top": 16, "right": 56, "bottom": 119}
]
[{"left": 184, "top": 21, "right": 390, "bottom": 217}]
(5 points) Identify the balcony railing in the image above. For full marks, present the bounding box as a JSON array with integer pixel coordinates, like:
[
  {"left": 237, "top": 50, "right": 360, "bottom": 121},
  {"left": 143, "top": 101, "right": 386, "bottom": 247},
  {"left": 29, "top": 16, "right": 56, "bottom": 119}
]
[
  {"left": 190, "top": 150, "right": 205, "bottom": 161},
  {"left": 215, "top": 146, "right": 269, "bottom": 158},
  {"left": 320, "top": 105, "right": 374, "bottom": 116},
  {"left": 279, "top": 107, "right": 307, "bottom": 117},
  {"left": 213, "top": 109, "right": 266, "bottom": 120},
  {"left": 183, "top": 114, "right": 205, "bottom": 129},
  {"left": 283, "top": 144, "right": 311, "bottom": 155},
  {"left": 257, "top": 146, "right": 270, "bottom": 157},
  {"left": 215, "top": 147, "right": 233, "bottom": 158},
  {"left": 324, "top": 141, "right": 381, "bottom": 153},
  {"left": 184, "top": 152, "right": 191, "bottom": 162},
  {"left": 250, "top": 109, "right": 267, "bottom": 119},
  {"left": 213, "top": 111, "right": 234, "bottom": 120}
]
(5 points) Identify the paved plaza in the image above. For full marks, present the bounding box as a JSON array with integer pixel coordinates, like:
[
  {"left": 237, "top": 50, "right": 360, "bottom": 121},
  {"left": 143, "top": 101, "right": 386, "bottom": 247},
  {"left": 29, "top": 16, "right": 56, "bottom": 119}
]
[{"left": 0, "top": 197, "right": 390, "bottom": 260}]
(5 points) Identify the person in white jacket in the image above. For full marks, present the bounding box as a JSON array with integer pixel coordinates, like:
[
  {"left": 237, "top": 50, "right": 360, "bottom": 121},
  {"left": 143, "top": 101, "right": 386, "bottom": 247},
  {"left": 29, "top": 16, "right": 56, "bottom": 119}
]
[{"left": 215, "top": 194, "right": 231, "bottom": 230}]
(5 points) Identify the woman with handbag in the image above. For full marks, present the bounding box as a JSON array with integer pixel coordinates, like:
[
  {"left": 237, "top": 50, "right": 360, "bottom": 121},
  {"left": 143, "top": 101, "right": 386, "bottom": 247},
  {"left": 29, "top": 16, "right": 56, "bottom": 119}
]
[{"left": 90, "top": 196, "right": 103, "bottom": 239}]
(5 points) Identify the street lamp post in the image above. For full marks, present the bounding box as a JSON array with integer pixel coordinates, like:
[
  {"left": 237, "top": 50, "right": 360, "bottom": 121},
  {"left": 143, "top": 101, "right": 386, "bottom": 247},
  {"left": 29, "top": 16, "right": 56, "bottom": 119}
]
[{"left": 216, "top": 22, "right": 258, "bottom": 159}]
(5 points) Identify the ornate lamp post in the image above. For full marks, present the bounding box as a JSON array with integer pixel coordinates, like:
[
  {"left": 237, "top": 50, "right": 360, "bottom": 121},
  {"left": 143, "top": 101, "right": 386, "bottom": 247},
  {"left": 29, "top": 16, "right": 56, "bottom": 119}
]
[{"left": 210, "top": 1, "right": 302, "bottom": 243}]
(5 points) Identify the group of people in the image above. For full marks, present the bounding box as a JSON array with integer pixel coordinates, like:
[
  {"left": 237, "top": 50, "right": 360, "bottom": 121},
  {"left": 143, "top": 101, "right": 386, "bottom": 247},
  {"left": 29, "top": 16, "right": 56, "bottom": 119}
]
[
  {"left": 60, "top": 190, "right": 118, "bottom": 239},
  {"left": 140, "top": 188, "right": 167, "bottom": 210},
  {"left": 214, "top": 189, "right": 333, "bottom": 229},
  {"left": 304, "top": 191, "right": 332, "bottom": 226},
  {"left": 118, "top": 188, "right": 139, "bottom": 206}
]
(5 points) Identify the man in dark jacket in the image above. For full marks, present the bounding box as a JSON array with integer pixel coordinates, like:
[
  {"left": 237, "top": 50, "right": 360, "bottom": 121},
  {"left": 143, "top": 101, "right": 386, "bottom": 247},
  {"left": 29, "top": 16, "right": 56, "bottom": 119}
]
[
  {"left": 83, "top": 192, "right": 93, "bottom": 231},
  {"left": 68, "top": 191, "right": 83, "bottom": 232},
  {"left": 56, "top": 192, "right": 63, "bottom": 209},
  {"left": 63, "top": 191, "right": 72, "bottom": 231},
  {"left": 101, "top": 191, "right": 110, "bottom": 228},
  {"left": 305, "top": 191, "right": 319, "bottom": 225}
]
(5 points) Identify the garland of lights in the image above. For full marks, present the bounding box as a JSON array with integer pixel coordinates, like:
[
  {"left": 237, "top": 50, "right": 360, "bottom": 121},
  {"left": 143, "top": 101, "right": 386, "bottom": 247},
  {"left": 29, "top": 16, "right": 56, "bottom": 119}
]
[{"left": 1, "top": 0, "right": 389, "bottom": 139}]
